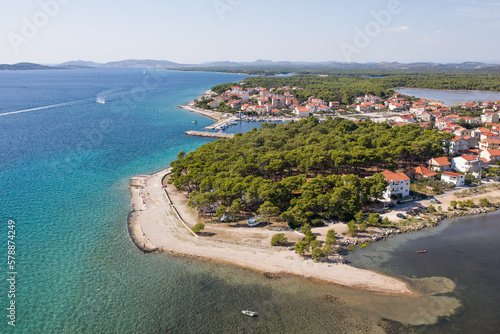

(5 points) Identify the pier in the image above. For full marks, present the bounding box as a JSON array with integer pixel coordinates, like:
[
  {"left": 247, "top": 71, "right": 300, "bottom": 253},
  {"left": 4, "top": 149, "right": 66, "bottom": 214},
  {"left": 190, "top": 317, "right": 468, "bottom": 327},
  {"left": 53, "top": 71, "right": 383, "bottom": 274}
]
[{"left": 185, "top": 131, "right": 235, "bottom": 139}]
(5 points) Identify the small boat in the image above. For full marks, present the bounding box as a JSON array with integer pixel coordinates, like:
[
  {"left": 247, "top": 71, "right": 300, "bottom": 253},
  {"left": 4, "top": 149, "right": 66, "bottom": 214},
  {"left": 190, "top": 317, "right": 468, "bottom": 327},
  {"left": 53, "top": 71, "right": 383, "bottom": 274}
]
[
  {"left": 192, "top": 120, "right": 197, "bottom": 124},
  {"left": 96, "top": 97, "right": 106, "bottom": 104},
  {"left": 417, "top": 250, "right": 427, "bottom": 254},
  {"left": 241, "top": 310, "right": 257, "bottom": 317}
]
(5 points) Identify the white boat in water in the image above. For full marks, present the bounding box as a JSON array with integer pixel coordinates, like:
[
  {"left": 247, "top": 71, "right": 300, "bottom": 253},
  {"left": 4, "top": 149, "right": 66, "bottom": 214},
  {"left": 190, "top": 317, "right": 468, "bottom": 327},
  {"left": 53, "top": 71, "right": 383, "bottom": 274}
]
[
  {"left": 241, "top": 310, "right": 257, "bottom": 317},
  {"left": 96, "top": 97, "right": 106, "bottom": 104}
]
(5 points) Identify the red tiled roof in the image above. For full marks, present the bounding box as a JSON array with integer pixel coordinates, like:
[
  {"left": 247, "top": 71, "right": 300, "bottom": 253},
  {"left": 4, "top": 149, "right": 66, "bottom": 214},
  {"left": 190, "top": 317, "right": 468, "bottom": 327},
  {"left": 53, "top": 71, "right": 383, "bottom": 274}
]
[
  {"left": 460, "top": 154, "right": 479, "bottom": 161},
  {"left": 381, "top": 170, "right": 410, "bottom": 182},
  {"left": 442, "top": 171, "right": 461, "bottom": 177},
  {"left": 485, "top": 149, "right": 500, "bottom": 156},
  {"left": 409, "top": 166, "right": 437, "bottom": 177},
  {"left": 432, "top": 157, "right": 451, "bottom": 166}
]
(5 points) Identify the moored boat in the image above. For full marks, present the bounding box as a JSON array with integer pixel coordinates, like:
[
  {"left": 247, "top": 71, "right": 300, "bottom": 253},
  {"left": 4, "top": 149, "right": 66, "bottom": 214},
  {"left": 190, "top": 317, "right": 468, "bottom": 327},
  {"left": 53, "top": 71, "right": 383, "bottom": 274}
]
[{"left": 241, "top": 310, "right": 257, "bottom": 317}]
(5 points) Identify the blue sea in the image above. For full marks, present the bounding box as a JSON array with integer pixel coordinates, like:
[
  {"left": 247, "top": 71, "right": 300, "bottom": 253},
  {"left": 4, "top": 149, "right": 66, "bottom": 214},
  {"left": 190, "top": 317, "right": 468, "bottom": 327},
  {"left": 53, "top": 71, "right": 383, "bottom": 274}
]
[{"left": 1, "top": 68, "right": 499, "bottom": 333}]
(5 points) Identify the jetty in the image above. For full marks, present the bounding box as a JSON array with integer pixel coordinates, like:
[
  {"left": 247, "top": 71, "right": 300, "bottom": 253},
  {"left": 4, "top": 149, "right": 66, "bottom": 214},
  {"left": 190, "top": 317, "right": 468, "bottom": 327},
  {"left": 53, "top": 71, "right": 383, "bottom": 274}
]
[{"left": 185, "top": 131, "right": 235, "bottom": 139}]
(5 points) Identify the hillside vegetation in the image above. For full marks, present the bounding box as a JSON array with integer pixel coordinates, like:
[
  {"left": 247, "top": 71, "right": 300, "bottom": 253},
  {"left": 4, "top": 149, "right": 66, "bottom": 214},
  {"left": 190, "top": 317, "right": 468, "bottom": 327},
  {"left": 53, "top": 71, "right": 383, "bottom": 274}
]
[{"left": 170, "top": 118, "right": 449, "bottom": 227}]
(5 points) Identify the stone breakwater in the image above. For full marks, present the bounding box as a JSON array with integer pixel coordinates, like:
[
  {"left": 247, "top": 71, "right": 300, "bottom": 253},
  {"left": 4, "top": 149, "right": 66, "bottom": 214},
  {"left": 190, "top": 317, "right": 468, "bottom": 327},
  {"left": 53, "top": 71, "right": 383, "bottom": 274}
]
[{"left": 185, "top": 131, "right": 235, "bottom": 139}]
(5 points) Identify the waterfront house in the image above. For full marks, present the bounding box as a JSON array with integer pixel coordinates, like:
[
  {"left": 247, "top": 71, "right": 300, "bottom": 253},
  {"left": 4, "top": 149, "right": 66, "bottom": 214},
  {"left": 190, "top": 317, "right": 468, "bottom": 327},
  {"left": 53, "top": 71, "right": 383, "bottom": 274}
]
[
  {"left": 329, "top": 101, "right": 340, "bottom": 109},
  {"left": 295, "top": 106, "right": 311, "bottom": 118},
  {"left": 381, "top": 170, "right": 411, "bottom": 200},
  {"left": 441, "top": 171, "right": 465, "bottom": 187},
  {"left": 451, "top": 154, "right": 484, "bottom": 173},
  {"left": 208, "top": 100, "right": 220, "bottom": 109}
]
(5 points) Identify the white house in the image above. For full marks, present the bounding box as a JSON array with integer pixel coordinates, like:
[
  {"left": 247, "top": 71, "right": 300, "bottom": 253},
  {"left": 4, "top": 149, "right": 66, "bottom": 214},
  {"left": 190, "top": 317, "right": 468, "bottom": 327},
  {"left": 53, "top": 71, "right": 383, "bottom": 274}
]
[
  {"left": 480, "top": 149, "right": 500, "bottom": 163},
  {"left": 428, "top": 156, "right": 452, "bottom": 172},
  {"left": 381, "top": 170, "right": 411, "bottom": 200},
  {"left": 295, "top": 106, "right": 311, "bottom": 118},
  {"left": 389, "top": 102, "right": 404, "bottom": 111},
  {"left": 441, "top": 171, "right": 465, "bottom": 187},
  {"left": 450, "top": 137, "right": 470, "bottom": 154},
  {"left": 451, "top": 154, "right": 484, "bottom": 173}
]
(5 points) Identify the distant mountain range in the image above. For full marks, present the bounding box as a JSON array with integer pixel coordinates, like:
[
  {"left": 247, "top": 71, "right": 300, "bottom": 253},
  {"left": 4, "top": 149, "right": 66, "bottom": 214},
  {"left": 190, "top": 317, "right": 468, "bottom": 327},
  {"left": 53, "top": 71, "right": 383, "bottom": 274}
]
[
  {"left": 1, "top": 59, "right": 499, "bottom": 72},
  {"left": 0, "top": 62, "right": 61, "bottom": 71}
]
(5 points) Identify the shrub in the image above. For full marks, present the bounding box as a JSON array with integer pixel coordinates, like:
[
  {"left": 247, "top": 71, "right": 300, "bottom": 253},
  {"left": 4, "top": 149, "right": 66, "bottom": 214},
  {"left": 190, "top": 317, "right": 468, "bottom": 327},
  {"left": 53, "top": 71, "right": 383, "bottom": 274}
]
[
  {"left": 271, "top": 233, "right": 288, "bottom": 246},
  {"left": 347, "top": 220, "right": 358, "bottom": 236},
  {"left": 311, "top": 218, "right": 325, "bottom": 227},
  {"left": 479, "top": 198, "right": 490, "bottom": 207},
  {"left": 192, "top": 223, "right": 205, "bottom": 233}
]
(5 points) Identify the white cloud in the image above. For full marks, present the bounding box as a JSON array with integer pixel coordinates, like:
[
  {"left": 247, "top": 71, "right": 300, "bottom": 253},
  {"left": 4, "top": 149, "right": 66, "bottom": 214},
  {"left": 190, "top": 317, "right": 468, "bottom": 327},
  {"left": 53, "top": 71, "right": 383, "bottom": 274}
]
[
  {"left": 436, "top": 30, "right": 445, "bottom": 34},
  {"left": 420, "top": 38, "right": 438, "bottom": 43},
  {"left": 381, "top": 26, "right": 410, "bottom": 33}
]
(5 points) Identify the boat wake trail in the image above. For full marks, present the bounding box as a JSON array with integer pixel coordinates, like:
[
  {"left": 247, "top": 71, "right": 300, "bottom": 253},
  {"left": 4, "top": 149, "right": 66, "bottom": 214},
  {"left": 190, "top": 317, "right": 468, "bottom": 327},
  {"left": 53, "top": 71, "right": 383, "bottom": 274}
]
[{"left": 0, "top": 98, "right": 92, "bottom": 117}]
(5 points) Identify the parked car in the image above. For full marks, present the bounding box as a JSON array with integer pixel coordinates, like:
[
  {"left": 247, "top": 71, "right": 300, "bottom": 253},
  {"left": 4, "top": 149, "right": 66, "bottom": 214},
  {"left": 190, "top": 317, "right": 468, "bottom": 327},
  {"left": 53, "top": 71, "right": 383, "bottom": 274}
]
[
  {"left": 220, "top": 214, "right": 234, "bottom": 222},
  {"left": 248, "top": 215, "right": 264, "bottom": 227},
  {"left": 396, "top": 213, "right": 406, "bottom": 219}
]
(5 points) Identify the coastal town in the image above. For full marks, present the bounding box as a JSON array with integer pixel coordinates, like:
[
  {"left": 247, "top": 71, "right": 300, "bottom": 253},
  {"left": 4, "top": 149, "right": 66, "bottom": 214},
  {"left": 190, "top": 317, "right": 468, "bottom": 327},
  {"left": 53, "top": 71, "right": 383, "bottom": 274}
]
[
  {"left": 193, "top": 83, "right": 500, "bottom": 186},
  {"left": 126, "top": 82, "right": 500, "bottom": 274}
]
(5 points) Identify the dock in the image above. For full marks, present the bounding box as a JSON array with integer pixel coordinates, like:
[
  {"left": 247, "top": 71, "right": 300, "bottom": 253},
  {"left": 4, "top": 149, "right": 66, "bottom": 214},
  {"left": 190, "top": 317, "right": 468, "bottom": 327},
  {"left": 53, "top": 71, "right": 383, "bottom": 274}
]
[{"left": 185, "top": 131, "right": 235, "bottom": 139}]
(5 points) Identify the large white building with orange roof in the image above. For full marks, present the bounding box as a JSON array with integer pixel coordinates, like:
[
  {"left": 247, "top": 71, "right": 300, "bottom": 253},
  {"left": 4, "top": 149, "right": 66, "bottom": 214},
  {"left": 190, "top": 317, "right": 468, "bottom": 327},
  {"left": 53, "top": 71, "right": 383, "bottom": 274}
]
[{"left": 381, "top": 170, "right": 410, "bottom": 200}]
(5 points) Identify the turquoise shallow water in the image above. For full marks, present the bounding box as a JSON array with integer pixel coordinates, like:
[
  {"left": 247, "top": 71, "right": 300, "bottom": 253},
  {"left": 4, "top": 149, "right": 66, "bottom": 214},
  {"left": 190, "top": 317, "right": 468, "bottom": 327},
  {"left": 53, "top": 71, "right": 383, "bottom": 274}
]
[
  {"left": 1, "top": 68, "right": 498, "bottom": 333},
  {"left": 1, "top": 69, "right": 376, "bottom": 333}
]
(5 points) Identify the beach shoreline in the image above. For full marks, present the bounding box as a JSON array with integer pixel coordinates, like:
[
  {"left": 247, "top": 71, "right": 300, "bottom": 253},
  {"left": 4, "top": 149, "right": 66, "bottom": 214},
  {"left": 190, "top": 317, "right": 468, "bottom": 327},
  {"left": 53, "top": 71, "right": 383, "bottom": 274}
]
[
  {"left": 128, "top": 165, "right": 500, "bottom": 297},
  {"left": 128, "top": 168, "right": 418, "bottom": 296}
]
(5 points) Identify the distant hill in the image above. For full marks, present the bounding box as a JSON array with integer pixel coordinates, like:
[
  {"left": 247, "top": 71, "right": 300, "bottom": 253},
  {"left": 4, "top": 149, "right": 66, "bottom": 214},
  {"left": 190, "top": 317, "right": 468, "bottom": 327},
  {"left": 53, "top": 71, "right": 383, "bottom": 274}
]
[
  {"left": 101, "top": 59, "right": 185, "bottom": 68},
  {"left": 0, "top": 62, "right": 59, "bottom": 71},
  {"left": 59, "top": 60, "right": 103, "bottom": 68},
  {"left": 3, "top": 59, "right": 500, "bottom": 73}
]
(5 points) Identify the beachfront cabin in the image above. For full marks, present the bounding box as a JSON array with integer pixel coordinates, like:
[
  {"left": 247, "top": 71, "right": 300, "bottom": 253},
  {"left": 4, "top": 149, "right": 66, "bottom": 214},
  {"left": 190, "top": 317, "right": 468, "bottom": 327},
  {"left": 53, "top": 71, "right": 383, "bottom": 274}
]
[{"left": 441, "top": 171, "right": 465, "bottom": 187}]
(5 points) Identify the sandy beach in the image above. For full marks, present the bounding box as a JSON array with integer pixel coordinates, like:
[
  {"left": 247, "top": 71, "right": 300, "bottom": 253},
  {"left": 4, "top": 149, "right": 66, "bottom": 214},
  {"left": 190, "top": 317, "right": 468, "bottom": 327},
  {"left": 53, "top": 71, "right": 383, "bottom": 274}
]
[
  {"left": 178, "top": 103, "right": 238, "bottom": 129},
  {"left": 129, "top": 169, "right": 416, "bottom": 296}
]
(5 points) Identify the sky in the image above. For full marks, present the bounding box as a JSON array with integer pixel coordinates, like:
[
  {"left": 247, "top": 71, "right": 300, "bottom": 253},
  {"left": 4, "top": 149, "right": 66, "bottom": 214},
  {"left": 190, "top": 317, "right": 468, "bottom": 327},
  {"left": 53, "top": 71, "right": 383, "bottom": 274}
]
[{"left": 1, "top": 0, "right": 499, "bottom": 65}]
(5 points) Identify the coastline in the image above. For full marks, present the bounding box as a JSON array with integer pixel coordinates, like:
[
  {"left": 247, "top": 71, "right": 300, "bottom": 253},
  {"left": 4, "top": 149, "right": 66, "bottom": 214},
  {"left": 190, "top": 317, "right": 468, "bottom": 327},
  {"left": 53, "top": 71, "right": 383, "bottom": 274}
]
[
  {"left": 128, "top": 168, "right": 415, "bottom": 296},
  {"left": 177, "top": 102, "right": 238, "bottom": 129}
]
